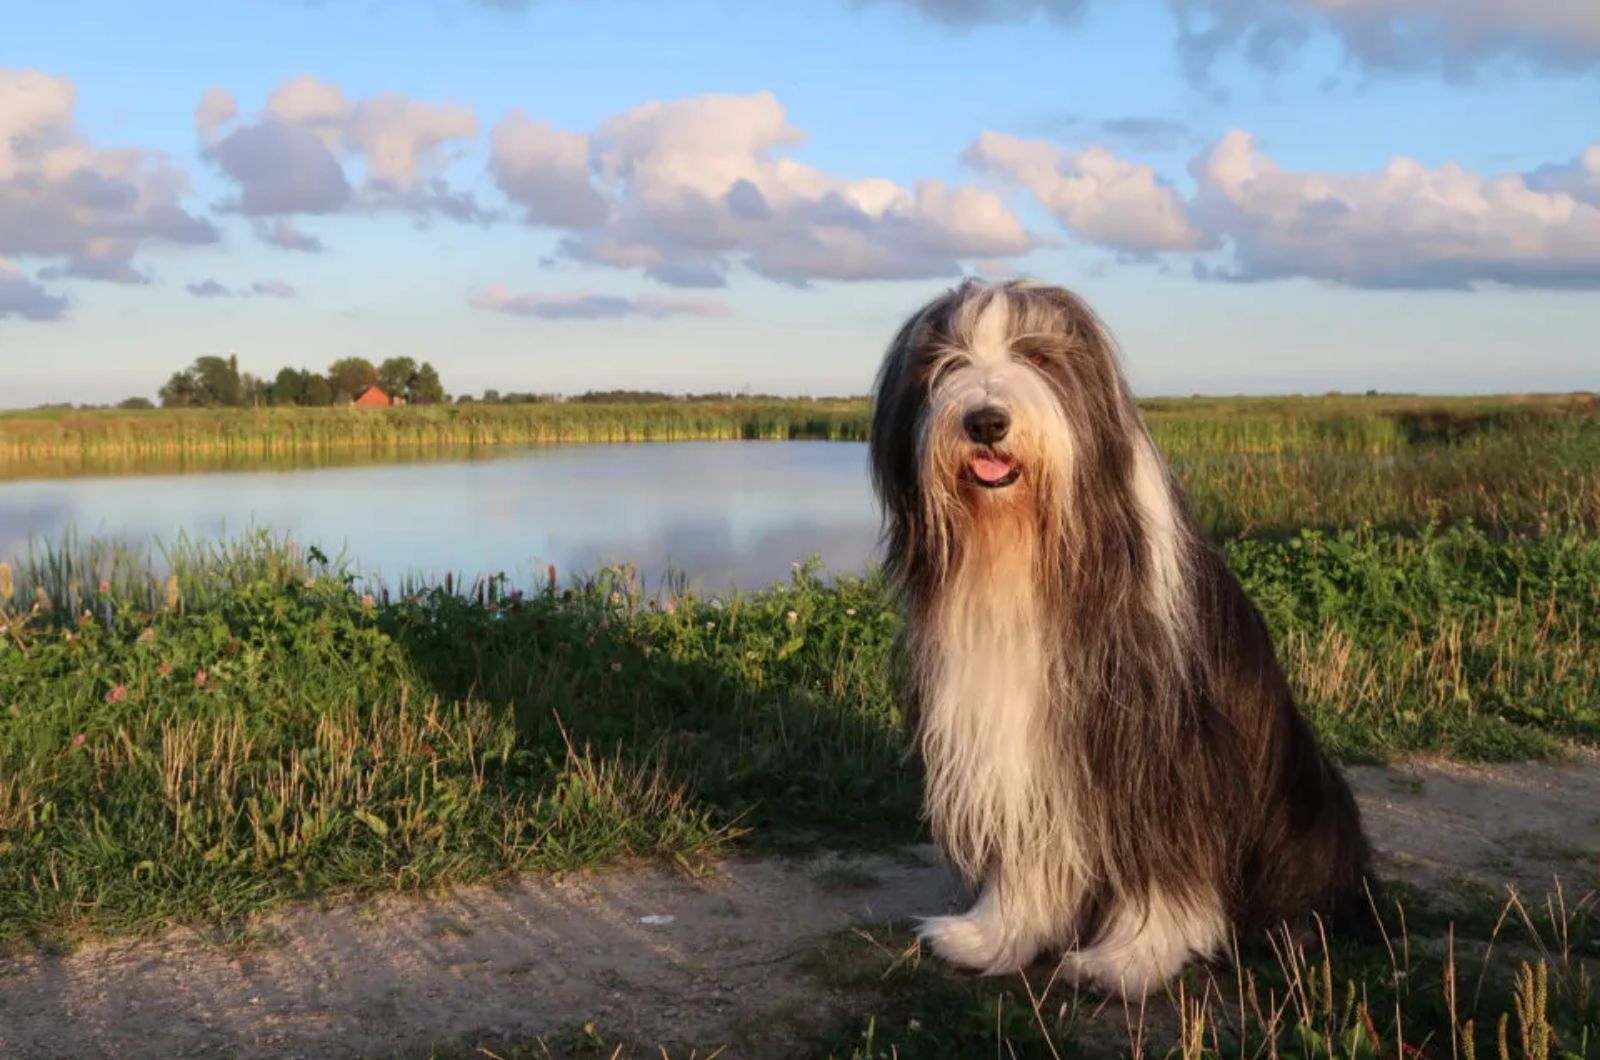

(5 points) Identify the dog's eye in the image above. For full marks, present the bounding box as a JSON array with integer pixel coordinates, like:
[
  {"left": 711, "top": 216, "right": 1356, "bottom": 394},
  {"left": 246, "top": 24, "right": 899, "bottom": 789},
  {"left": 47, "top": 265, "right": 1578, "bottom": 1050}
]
[{"left": 1017, "top": 346, "right": 1051, "bottom": 369}]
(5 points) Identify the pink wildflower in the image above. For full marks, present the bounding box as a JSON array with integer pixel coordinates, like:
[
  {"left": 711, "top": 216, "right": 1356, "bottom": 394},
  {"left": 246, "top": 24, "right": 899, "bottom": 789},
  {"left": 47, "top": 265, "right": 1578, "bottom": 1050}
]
[
  {"left": 105, "top": 684, "right": 128, "bottom": 705},
  {"left": 193, "top": 669, "right": 208, "bottom": 688}
]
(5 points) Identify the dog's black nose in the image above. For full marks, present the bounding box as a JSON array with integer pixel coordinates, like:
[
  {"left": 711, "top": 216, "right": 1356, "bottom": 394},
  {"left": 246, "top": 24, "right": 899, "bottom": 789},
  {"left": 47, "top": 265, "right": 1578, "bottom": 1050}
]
[{"left": 963, "top": 406, "right": 1010, "bottom": 445}]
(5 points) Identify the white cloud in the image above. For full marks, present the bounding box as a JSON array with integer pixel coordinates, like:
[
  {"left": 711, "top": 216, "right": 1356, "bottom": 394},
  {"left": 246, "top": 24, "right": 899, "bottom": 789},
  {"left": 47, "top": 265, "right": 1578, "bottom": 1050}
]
[
  {"left": 491, "top": 91, "right": 1038, "bottom": 286},
  {"left": 1527, "top": 146, "right": 1600, "bottom": 208},
  {"left": 490, "top": 113, "right": 609, "bottom": 227},
  {"left": 0, "top": 258, "right": 67, "bottom": 321},
  {"left": 1172, "top": 0, "right": 1600, "bottom": 82},
  {"left": 201, "top": 76, "right": 486, "bottom": 229},
  {"left": 964, "top": 131, "right": 1204, "bottom": 253},
  {"left": 185, "top": 278, "right": 232, "bottom": 298},
  {"left": 1190, "top": 130, "right": 1600, "bottom": 289},
  {"left": 467, "top": 284, "right": 731, "bottom": 319},
  {"left": 0, "top": 68, "right": 217, "bottom": 288},
  {"left": 184, "top": 277, "right": 298, "bottom": 299},
  {"left": 255, "top": 218, "right": 326, "bottom": 253},
  {"left": 250, "top": 279, "right": 296, "bottom": 298}
]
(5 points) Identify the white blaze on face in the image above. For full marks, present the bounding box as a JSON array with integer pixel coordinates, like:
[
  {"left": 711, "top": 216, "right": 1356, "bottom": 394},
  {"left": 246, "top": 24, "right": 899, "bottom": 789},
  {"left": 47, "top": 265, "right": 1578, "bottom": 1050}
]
[{"left": 916, "top": 285, "right": 1077, "bottom": 503}]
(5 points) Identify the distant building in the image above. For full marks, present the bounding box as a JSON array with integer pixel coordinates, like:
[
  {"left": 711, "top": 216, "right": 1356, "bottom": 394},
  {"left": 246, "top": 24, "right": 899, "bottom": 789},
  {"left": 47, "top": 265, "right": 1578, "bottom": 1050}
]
[{"left": 352, "top": 386, "right": 396, "bottom": 408}]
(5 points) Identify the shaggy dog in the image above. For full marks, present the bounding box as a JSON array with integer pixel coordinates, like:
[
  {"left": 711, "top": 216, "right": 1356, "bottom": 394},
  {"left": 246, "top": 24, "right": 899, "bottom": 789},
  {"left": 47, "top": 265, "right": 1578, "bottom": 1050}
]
[{"left": 868, "top": 279, "right": 1372, "bottom": 996}]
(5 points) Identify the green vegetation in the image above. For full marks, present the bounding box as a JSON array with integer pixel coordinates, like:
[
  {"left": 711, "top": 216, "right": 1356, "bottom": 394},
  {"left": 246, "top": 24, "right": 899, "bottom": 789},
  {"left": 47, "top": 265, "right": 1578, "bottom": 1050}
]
[
  {"left": 0, "top": 397, "right": 873, "bottom": 462},
  {"left": 153, "top": 353, "right": 447, "bottom": 409},
  {"left": 4, "top": 390, "right": 1593, "bottom": 473},
  {"left": 813, "top": 881, "right": 1600, "bottom": 1060},
  {"left": 1, "top": 392, "right": 1597, "bottom": 1056},
  {"left": 1, "top": 516, "right": 1596, "bottom": 947}
]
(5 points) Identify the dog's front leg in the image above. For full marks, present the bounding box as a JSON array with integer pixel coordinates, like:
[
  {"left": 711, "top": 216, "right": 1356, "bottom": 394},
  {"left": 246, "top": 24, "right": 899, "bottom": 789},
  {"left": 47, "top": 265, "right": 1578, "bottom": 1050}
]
[{"left": 916, "top": 867, "right": 1050, "bottom": 975}]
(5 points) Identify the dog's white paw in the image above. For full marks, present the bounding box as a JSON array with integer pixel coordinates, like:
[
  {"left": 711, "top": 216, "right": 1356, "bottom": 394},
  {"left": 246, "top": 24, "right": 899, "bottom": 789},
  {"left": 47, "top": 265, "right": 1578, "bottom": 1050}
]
[
  {"left": 916, "top": 912, "right": 1039, "bottom": 976},
  {"left": 1058, "top": 946, "right": 1175, "bottom": 998}
]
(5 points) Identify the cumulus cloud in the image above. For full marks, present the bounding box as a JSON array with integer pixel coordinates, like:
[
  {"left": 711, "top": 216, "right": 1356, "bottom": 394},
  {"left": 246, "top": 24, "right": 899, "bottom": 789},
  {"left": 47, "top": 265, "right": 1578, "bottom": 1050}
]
[
  {"left": 1527, "top": 146, "right": 1600, "bottom": 208},
  {"left": 255, "top": 218, "right": 325, "bottom": 253},
  {"left": 490, "top": 91, "right": 1038, "bottom": 287},
  {"left": 200, "top": 76, "right": 486, "bottom": 231},
  {"left": 467, "top": 284, "right": 730, "bottom": 319},
  {"left": 0, "top": 68, "right": 218, "bottom": 289},
  {"left": 1171, "top": 0, "right": 1600, "bottom": 82},
  {"left": 491, "top": 113, "right": 609, "bottom": 227},
  {"left": 964, "top": 131, "right": 1204, "bottom": 252},
  {"left": 1189, "top": 131, "right": 1600, "bottom": 289},
  {"left": 0, "top": 259, "right": 67, "bottom": 321}
]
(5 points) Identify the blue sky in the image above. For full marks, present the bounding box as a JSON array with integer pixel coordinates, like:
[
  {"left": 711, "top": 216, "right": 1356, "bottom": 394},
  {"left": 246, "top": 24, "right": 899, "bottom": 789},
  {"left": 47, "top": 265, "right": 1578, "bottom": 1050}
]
[{"left": 1, "top": 0, "right": 1597, "bottom": 406}]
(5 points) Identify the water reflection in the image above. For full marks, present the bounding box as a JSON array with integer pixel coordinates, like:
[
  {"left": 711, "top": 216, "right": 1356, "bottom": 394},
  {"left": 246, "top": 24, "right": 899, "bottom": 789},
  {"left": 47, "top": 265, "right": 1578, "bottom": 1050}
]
[{"left": 0, "top": 442, "right": 884, "bottom": 592}]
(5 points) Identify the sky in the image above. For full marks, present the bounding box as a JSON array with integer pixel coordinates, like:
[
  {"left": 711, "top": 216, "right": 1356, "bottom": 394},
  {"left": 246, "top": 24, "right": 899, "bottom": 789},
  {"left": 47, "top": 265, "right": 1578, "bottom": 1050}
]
[{"left": 1, "top": 0, "right": 1597, "bottom": 407}]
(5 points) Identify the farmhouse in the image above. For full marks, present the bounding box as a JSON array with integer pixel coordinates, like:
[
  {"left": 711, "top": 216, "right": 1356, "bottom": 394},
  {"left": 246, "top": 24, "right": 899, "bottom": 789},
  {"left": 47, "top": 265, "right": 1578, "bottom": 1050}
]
[{"left": 352, "top": 386, "right": 395, "bottom": 408}]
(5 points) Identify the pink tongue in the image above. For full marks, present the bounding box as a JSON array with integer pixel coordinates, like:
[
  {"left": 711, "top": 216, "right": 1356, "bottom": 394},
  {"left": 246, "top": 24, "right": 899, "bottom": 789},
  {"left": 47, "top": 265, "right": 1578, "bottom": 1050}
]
[{"left": 971, "top": 455, "right": 1015, "bottom": 483}]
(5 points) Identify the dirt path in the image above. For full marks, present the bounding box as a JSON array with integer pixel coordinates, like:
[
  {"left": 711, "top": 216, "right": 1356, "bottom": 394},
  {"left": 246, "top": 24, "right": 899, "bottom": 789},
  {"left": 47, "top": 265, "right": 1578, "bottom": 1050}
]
[{"left": 3, "top": 755, "right": 1598, "bottom": 1060}]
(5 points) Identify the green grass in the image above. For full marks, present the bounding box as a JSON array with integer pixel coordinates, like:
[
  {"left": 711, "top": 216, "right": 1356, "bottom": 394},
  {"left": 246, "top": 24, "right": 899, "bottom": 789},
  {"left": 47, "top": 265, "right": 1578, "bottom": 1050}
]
[
  {"left": 3, "top": 393, "right": 1599, "bottom": 1056},
  {"left": 2, "top": 392, "right": 1593, "bottom": 468},
  {"left": 1, "top": 518, "right": 1596, "bottom": 948},
  {"left": 810, "top": 881, "right": 1600, "bottom": 1059}
]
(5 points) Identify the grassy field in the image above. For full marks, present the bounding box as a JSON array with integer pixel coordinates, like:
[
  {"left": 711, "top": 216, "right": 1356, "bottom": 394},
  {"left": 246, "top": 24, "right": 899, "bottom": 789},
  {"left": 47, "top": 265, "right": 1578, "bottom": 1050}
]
[
  {"left": 1, "top": 391, "right": 1594, "bottom": 466},
  {"left": 2, "top": 395, "right": 1598, "bottom": 1056}
]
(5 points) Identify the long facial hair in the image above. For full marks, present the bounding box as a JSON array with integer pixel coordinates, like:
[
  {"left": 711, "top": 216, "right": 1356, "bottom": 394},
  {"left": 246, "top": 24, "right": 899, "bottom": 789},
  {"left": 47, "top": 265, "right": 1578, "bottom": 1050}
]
[{"left": 869, "top": 280, "right": 1232, "bottom": 917}]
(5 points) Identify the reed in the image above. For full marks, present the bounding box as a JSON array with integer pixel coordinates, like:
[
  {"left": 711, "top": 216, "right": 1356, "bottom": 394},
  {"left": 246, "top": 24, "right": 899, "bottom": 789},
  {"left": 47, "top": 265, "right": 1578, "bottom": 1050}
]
[{"left": 3, "top": 393, "right": 1593, "bottom": 467}]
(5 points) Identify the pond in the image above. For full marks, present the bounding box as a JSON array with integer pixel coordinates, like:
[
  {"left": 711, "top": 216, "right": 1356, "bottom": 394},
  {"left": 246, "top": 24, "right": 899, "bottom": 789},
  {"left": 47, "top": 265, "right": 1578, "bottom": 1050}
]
[{"left": 0, "top": 441, "right": 883, "bottom": 593}]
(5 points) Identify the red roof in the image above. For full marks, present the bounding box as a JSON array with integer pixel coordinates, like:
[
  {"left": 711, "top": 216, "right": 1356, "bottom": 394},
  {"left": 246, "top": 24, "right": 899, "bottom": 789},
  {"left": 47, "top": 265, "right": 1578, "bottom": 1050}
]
[{"left": 353, "top": 386, "right": 391, "bottom": 408}]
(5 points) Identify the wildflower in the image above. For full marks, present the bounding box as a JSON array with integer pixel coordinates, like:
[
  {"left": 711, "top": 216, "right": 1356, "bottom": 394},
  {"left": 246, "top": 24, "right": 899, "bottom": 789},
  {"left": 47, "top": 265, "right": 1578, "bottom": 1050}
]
[
  {"left": 303, "top": 577, "right": 316, "bottom": 589},
  {"left": 419, "top": 743, "right": 436, "bottom": 758},
  {"left": 845, "top": 608, "right": 856, "bottom": 616},
  {"left": 73, "top": 733, "right": 87, "bottom": 747},
  {"left": 139, "top": 628, "right": 156, "bottom": 643},
  {"left": 785, "top": 610, "right": 798, "bottom": 624},
  {"left": 361, "top": 594, "right": 375, "bottom": 609},
  {"left": 663, "top": 600, "right": 676, "bottom": 615},
  {"left": 791, "top": 562, "right": 801, "bottom": 572},
  {"left": 98, "top": 580, "right": 111, "bottom": 594},
  {"left": 610, "top": 592, "right": 622, "bottom": 605},
  {"left": 105, "top": 684, "right": 128, "bottom": 705},
  {"left": 710, "top": 599, "right": 724, "bottom": 610},
  {"left": 193, "top": 669, "right": 208, "bottom": 688},
  {"left": 609, "top": 661, "right": 622, "bottom": 673},
  {"left": 156, "top": 662, "right": 173, "bottom": 676}
]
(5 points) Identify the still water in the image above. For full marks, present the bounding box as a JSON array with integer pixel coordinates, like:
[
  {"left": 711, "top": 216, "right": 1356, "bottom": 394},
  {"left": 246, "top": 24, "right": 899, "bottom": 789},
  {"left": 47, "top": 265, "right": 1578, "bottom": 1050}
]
[{"left": 0, "top": 441, "right": 883, "bottom": 592}]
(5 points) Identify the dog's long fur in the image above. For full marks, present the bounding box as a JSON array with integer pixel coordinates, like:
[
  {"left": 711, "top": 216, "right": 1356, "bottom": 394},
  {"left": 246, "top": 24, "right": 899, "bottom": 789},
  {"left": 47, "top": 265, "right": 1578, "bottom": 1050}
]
[{"left": 869, "top": 279, "right": 1372, "bottom": 995}]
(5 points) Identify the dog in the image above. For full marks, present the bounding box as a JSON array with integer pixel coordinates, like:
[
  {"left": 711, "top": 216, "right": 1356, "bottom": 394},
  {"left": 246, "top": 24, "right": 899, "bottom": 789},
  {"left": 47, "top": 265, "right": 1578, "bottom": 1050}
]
[{"left": 868, "top": 279, "right": 1372, "bottom": 996}]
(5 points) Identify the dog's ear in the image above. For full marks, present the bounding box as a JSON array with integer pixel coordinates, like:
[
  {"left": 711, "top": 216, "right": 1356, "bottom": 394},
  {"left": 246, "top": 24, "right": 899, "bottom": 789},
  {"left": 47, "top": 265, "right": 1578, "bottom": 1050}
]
[{"left": 869, "top": 300, "right": 937, "bottom": 511}]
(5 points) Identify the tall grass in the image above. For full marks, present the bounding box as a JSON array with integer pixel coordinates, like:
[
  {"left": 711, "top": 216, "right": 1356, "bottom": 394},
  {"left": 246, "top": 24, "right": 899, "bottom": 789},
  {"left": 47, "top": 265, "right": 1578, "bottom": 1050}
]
[
  {"left": 818, "top": 881, "right": 1599, "bottom": 1059},
  {"left": 0, "top": 400, "right": 871, "bottom": 462},
  {"left": 1, "top": 521, "right": 1596, "bottom": 946},
  {"left": 3, "top": 394, "right": 1594, "bottom": 467}
]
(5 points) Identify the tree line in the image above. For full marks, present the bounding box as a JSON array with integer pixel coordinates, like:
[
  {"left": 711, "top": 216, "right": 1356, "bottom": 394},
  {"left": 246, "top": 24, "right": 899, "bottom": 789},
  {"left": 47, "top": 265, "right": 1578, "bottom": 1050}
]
[{"left": 158, "top": 356, "right": 445, "bottom": 408}]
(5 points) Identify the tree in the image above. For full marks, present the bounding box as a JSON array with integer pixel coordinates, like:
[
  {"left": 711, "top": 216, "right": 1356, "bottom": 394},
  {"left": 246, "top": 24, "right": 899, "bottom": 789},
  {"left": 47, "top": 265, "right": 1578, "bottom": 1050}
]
[
  {"left": 191, "top": 355, "right": 243, "bottom": 407},
  {"left": 328, "top": 357, "right": 379, "bottom": 403},
  {"left": 302, "top": 373, "right": 334, "bottom": 407},
  {"left": 409, "top": 362, "right": 445, "bottom": 405},
  {"left": 378, "top": 357, "right": 418, "bottom": 400},
  {"left": 159, "top": 371, "right": 200, "bottom": 408},
  {"left": 117, "top": 396, "right": 154, "bottom": 410},
  {"left": 240, "top": 372, "right": 266, "bottom": 407},
  {"left": 482, "top": 389, "right": 501, "bottom": 405},
  {"left": 271, "top": 367, "right": 306, "bottom": 406}
]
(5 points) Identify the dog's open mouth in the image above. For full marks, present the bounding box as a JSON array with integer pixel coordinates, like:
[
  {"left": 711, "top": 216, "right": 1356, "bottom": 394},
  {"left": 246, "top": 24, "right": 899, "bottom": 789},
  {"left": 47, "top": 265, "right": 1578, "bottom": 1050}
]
[{"left": 968, "top": 453, "right": 1020, "bottom": 489}]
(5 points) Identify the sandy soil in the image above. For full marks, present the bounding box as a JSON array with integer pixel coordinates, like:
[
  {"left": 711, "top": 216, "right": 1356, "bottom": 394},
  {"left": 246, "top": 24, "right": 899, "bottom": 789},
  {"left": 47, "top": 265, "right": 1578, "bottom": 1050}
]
[{"left": 2, "top": 754, "right": 1597, "bottom": 1060}]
